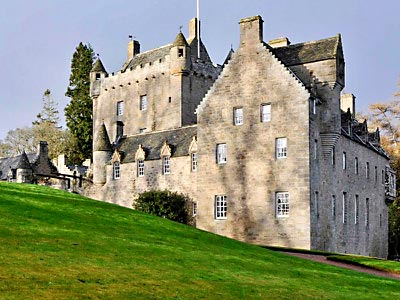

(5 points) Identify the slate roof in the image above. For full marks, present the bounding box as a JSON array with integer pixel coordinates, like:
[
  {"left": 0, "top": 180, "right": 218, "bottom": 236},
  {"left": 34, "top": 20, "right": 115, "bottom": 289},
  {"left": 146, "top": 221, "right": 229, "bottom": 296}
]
[
  {"left": 92, "top": 58, "right": 107, "bottom": 73},
  {"left": 118, "top": 126, "right": 197, "bottom": 163},
  {"left": 173, "top": 32, "right": 189, "bottom": 47},
  {"left": 271, "top": 34, "right": 341, "bottom": 66},
  {"left": 94, "top": 123, "right": 112, "bottom": 152},
  {"left": 0, "top": 153, "right": 36, "bottom": 180},
  {"left": 16, "top": 151, "right": 32, "bottom": 169},
  {"left": 122, "top": 44, "right": 173, "bottom": 72}
]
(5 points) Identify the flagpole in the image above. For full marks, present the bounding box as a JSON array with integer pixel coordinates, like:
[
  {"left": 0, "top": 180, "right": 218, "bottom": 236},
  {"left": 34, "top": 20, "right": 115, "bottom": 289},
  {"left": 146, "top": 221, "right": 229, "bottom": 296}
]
[{"left": 197, "top": 0, "right": 200, "bottom": 59}]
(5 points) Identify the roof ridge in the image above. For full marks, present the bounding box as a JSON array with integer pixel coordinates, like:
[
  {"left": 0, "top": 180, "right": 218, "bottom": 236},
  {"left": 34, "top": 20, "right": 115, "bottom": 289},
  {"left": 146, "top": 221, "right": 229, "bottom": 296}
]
[{"left": 281, "top": 34, "right": 340, "bottom": 48}]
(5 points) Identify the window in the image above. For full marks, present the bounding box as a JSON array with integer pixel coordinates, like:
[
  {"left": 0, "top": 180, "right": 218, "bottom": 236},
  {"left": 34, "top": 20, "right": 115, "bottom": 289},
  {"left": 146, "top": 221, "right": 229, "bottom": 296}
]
[
  {"left": 276, "top": 192, "right": 290, "bottom": 218},
  {"left": 117, "top": 101, "right": 124, "bottom": 116},
  {"left": 140, "top": 95, "right": 147, "bottom": 111},
  {"left": 116, "top": 121, "right": 124, "bottom": 140},
  {"left": 178, "top": 48, "right": 184, "bottom": 57},
  {"left": 354, "top": 157, "right": 358, "bottom": 174},
  {"left": 382, "top": 169, "right": 385, "bottom": 185},
  {"left": 261, "top": 104, "right": 271, "bottom": 122},
  {"left": 374, "top": 166, "right": 378, "bottom": 183},
  {"left": 365, "top": 162, "right": 370, "bottom": 179},
  {"left": 314, "top": 140, "right": 318, "bottom": 159},
  {"left": 314, "top": 191, "right": 319, "bottom": 218},
  {"left": 331, "top": 147, "right": 335, "bottom": 166},
  {"left": 342, "top": 152, "right": 346, "bottom": 170},
  {"left": 113, "top": 162, "right": 120, "bottom": 180},
  {"left": 139, "top": 128, "right": 147, "bottom": 133},
  {"left": 365, "top": 198, "right": 370, "bottom": 227},
  {"left": 342, "top": 192, "right": 347, "bottom": 224},
  {"left": 217, "top": 144, "right": 227, "bottom": 164},
  {"left": 276, "top": 138, "right": 287, "bottom": 159},
  {"left": 162, "top": 156, "right": 170, "bottom": 175},
  {"left": 312, "top": 99, "right": 317, "bottom": 115},
  {"left": 332, "top": 195, "right": 336, "bottom": 218},
  {"left": 137, "top": 160, "right": 144, "bottom": 177},
  {"left": 233, "top": 107, "right": 243, "bottom": 126},
  {"left": 95, "top": 73, "right": 101, "bottom": 80},
  {"left": 215, "top": 195, "right": 227, "bottom": 219},
  {"left": 354, "top": 195, "right": 359, "bottom": 224},
  {"left": 191, "top": 152, "right": 197, "bottom": 172},
  {"left": 193, "top": 202, "right": 198, "bottom": 217}
]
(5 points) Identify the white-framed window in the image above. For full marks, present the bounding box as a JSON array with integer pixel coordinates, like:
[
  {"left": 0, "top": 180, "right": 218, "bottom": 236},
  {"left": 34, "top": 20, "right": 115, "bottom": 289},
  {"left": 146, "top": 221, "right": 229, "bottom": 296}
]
[
  {"left": 162, "top": 156, "right": 170, "bottom": 175},
  {"left": 117, "top": 101, "right": 124, "bottom": 116},
  {"left": 137, "top": 160, "right": 144, "bottom": 177},
  {"left": 354, "top": 195, "right": 359, "bottom": 224},
  {"left": 215, "top": 195, "right": 227, "bottom": 219},
  {"left": 276, "top": 192, "right": 290, "bottom": 218},
  {"left": 342, "top": 152, "right": 346, "bottom": 170},
  {"left": 276, "top": 138, "right": 287, "bottom": 159},
  {"left": 217, "top": 143, "right": 227, "bottom": 164},
  {"left": 365, "top": 198, "right": 370, "bottom": 228},
  {"left": 342, "top": 192, "right": 347, "bottom": 224},
  {"left": 365, "top": 162, "right": 370, "bottom": 179},
  {"left": 140, "top": 95, "right": 147, "bottom": 111},
  {"left": 233, "top": 107, "right": 243, "bottom": 126},
  {"left": 261, "top": 104, "right": 271, "bottom": 122},
  {"left": 354, "top": 157, "right": 358, "bottom": 174},
  {"left": 193, "top": 202, "right": 198, "bottom": 217},
  {"left": 191, "top": 152, "right": 197, "bottom": 172},
  {"left": 113, "top": 162, "right": 120, "bottom": 180},
  {"left": 332, "top": 195, "right": 336, "bottom": 218}
]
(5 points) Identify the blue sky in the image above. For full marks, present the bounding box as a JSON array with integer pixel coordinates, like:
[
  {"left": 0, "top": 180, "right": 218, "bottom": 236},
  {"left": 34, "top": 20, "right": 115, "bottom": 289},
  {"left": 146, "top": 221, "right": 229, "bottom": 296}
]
[{"left": 0, "top": 0, "right": 399, "bottom": 140}]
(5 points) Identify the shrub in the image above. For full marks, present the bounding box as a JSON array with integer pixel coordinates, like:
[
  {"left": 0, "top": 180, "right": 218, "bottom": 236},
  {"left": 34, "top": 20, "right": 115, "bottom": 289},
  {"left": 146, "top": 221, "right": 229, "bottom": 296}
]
[{"left": 133, "top": 190, "right": 193, "bottom": 225}]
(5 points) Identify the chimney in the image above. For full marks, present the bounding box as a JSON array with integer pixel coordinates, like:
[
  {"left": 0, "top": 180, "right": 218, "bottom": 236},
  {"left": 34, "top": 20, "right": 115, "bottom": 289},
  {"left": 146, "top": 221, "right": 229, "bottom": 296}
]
[
  {"left": 239, "top": 16, "right": 264, "bottom": 45},
  {"left": 188, "top": 18, "right": 200, "bottom": 42},
  {"left": 340, "top": 94, "right": 356, "bottom": 117},
  {"left": 269, "top": 37, "right": 291, "bottom": 48},
  {"left": 127, "top": 40, "right": 140, "bottom": 61},
  {"left": 38, "top": 141, "right": 49, "bottom": 158}
]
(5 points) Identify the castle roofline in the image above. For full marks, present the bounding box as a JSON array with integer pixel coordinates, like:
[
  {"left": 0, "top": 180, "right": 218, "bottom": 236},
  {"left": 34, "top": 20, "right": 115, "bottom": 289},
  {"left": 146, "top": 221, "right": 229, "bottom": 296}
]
[{"left": 92, "top": 58, "right": 107, "bottom": 73}]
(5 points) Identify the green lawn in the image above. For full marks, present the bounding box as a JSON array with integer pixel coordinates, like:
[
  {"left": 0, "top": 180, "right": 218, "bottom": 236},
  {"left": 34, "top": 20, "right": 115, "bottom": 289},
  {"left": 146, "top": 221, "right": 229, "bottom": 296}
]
[
  {"left": 0, "top": 182, "right": 399, "bottom": 300},
  {"left": 327, "top": 255, "right": 400, "bottom": 274}
]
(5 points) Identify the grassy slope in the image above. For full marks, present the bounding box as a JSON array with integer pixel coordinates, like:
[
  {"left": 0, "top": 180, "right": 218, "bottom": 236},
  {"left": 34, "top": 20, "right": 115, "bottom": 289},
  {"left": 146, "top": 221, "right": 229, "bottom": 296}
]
[{"left": 0, "top": 183, "right": 399, "bottom": 300}]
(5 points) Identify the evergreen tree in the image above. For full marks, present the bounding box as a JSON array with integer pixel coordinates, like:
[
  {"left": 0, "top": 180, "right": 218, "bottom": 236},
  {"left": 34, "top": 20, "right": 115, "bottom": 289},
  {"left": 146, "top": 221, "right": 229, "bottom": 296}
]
[
  {"left": 65, "top": 42, "right": 95, "bottom": 163},
  {"left": 33, "top": 89, "right": 59, "bottom": 125}
]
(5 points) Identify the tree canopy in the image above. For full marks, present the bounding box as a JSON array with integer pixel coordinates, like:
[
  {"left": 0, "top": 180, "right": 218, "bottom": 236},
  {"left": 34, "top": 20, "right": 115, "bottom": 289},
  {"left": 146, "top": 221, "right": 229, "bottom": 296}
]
[{"left": 64, "top": 42, "right": 95, "bottom": 164}]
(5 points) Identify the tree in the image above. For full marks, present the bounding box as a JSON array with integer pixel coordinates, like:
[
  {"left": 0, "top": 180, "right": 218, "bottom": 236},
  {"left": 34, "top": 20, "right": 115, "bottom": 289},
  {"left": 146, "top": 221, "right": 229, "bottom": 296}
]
[
  {"left": 33, "top": 89, "right": 60, "bottom": 125},
  {"left": 3, "top": 127, "right": 36, "bottom": 155},
  {"left": 65, "top": 42, "right": 95, "bottom": 164},
  {"left": 133, "top": 190, "right": 194, "bottom": 225}
]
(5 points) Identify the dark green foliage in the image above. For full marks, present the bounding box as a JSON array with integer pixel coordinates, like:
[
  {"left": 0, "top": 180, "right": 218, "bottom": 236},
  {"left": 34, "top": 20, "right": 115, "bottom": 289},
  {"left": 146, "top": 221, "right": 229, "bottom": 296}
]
[
  {"left": 65, "top": 42, "right": 95, "bottom": 164},
  {"left": 134, "top": 190, "right": 193, "bottom": 224}
]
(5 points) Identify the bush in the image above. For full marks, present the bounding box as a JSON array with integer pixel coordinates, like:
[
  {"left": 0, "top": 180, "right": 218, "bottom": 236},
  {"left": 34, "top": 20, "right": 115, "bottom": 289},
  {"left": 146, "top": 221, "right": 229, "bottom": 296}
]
[{"left": 133, "top": 190, "right": 193, "bottom": 225}]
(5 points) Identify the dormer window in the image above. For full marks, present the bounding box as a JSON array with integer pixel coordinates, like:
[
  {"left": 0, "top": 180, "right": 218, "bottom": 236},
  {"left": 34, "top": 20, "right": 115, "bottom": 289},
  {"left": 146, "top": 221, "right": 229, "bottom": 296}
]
[{"left": 178, "top": 48, "right": 184, "bottom": 58}]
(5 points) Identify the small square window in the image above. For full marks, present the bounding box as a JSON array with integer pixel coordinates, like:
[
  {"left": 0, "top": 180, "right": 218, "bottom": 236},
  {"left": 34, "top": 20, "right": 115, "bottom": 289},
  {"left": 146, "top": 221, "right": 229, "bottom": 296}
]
[
  {"left": 117, "top": 101, "right": 124, "bottom": 116},
  {"left": 216, "top": 144, "right": 227, "bottom": 164},
  {"left": 276, "top": 138, "right": 287, "bottom": 159},
  {"left": 261, "top": 104, "right": 271, "bottom": 122},
  {"left": 140, "top": 95, "right": 147, "bottom": 111},
  {"left": 233, "top": 108, "right": 243, "bottom": 126},
  {"left": 178, "top": 48, "right": 184, "bottom": 57},
  {"left": 276, "top": 192, "right": 289, "bottom": 217},
  {"left": 95, "top": 73, "right": 101, "bottom": 80},
  {"left": 215, "top": 195, "right": 227, "bottom": 219}
]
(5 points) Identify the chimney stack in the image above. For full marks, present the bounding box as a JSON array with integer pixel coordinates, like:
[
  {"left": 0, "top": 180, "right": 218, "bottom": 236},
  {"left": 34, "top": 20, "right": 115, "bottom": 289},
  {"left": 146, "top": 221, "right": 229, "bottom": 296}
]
[
  {"left": 127, "top": 40, "right": 140, "bottom": 61},
  {"left": 188, "top": 18, "right": 200, "bottom": 43},
  {"left": 340, "top": 94, "right": 356, "bottom": 117},
  {"left": 269, "top": 37, "right": 291, "bottom": 48},
  {"left": 239, "top": 16, "right": 264, "bottom": 46}
]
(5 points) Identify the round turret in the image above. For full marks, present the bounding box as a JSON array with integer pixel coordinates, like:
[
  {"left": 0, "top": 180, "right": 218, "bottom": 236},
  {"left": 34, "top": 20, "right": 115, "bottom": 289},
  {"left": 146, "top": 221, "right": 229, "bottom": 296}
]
[
  {"left": 170, "top": 32, "right": 191, "bottom": 75},
  {"left": 93, "top": 123, "right": 112, "bottom": 185}
]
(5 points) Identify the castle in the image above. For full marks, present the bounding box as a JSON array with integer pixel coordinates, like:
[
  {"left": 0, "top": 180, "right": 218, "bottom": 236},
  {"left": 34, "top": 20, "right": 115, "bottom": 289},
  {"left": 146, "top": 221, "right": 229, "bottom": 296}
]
[{"left": 88, "top": 16, "right": 396, "bottom": 258}]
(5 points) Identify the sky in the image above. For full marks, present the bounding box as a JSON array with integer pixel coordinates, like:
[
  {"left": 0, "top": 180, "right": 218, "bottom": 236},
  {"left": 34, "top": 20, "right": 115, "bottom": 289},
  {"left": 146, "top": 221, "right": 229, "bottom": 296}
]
[{"left": 0, "top": 0, "right": 399, "bottom": 140}]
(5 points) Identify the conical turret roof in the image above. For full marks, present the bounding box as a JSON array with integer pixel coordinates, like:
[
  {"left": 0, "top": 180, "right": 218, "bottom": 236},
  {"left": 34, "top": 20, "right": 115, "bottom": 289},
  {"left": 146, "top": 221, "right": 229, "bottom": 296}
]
[
  {"left": 173, "top": 32, "right": 189, "bottom": 47},
  {"left": 92, "top": 58, "right": 107, "bottom": 73},
  {"left": 94, "top": 123, "right": 112, "bottom": 152},
  {"left": 16, "top": 151, "right": 32, "bottom": 169}
]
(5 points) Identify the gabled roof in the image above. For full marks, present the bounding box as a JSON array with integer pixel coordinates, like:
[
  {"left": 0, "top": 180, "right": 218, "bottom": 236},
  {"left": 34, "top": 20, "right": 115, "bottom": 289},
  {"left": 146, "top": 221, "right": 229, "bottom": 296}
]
[
  {"left": 118, "top": 126, "right": 197, "bottom": 163},
  {"left": 92, "top": 58, "right": 107, "bottom": 73},
  {"left": 271, "top": 34, "right": 341, "bottom": 66},
  {"left": 16, "top": 151, "right": 32, "bottom": 169},
  {"left": 122, "top": 44, "right": 173, "bottom": 72},
  {"left": 0, "top": 153, "right": 36, "bottom": 180}
]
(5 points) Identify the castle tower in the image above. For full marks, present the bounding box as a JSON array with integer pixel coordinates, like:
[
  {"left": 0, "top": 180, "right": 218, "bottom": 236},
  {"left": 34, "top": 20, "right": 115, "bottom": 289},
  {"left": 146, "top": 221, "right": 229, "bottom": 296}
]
[
  {"left": 170, "top": 31, "right": 191, "bottom": 75},
  {"left": 93, "top": 123, "right": 112, "bottom": 185},
  {"left": 16, "top": 151, "right": 33, "bottom": 183},
  {"left": 90, "top": 58, "right": 107, "bottom": 99}
]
